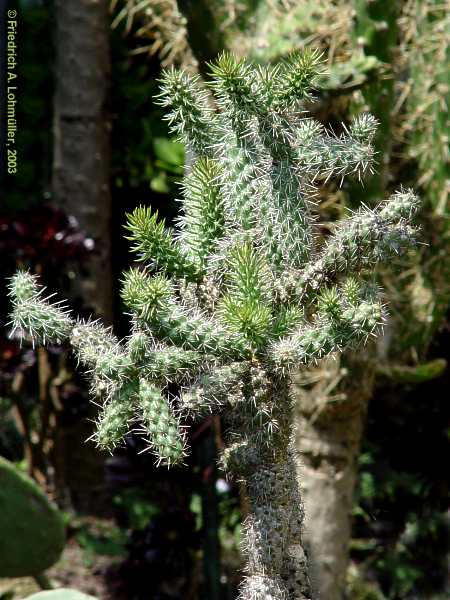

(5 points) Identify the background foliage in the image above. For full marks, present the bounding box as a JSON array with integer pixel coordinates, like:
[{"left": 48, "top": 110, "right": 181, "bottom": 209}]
[{"left": 1, "top": 1, "right": 448, "bottom": 599}]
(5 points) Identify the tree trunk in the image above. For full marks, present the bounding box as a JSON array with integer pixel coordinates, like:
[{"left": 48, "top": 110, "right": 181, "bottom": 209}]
[
  {"left": 53, "top": 0, "right": 113, "bottom": 322},
  {"left": 293, "top": 354, "right": 375, "bottom": 600},
  {"left": 52, "top": 0, "right": 112, "bottom": 512}
]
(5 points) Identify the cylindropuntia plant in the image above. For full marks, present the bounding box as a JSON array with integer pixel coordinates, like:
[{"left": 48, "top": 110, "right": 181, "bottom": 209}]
[{"left": 9, "top": 51, "right": 419, "bottom": 599}]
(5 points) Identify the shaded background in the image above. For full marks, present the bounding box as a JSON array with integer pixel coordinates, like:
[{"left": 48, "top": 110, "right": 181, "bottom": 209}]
[{"left": 0, "top": 1, "right": 448, "bottom": 599}]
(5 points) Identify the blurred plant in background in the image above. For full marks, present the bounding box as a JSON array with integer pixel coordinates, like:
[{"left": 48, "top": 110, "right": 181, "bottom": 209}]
[
  {"left": 2, "top": 1, "right": 449, "bottom": 599},
  {"left": 0, "top": 205, "right": 93, "bottom": 496},
  {"left": 110, "top": 0, "right": 195, "bottom": 68}
]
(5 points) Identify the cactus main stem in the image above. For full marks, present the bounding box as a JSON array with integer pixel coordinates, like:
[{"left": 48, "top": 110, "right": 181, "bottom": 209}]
[{"left": 224, "top": 378, "right": 312, "bottom": 600}]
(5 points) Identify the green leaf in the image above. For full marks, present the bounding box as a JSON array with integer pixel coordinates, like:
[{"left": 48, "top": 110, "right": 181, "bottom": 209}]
[
  {"left": 153, "top": 137, "right": 185, "bottom": 167},
  {"left": 0, "top": 457, "right": 65, "bottom": 577},
  {"left": 150, "top": 172, "right": 170, "bottom": 194}
]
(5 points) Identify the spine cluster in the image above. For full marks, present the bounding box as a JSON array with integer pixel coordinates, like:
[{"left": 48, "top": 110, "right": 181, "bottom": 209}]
[{"left": 9, "top": 51, "right": 419, "bottom": 599}]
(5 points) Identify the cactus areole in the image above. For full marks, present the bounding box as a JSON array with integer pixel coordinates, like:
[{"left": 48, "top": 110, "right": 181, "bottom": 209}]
[{"left": 9, "top": 52, "right": 419, "bottom": 599}]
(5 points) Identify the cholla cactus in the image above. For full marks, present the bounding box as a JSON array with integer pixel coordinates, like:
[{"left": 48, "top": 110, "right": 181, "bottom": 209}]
[{"left": 8, "top": 52, "right": 419, "bottom": 599}]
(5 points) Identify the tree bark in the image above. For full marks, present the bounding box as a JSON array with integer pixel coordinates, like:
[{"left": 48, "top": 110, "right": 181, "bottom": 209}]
[
  {"left": 53, "top": 0, "right": 113, "bottom": 322},
  {"left": 52, "top": 0, "right": 112, "bottom": 512},
  {"left": 293, "top": 354, "right": 375, "bottom": 600}
]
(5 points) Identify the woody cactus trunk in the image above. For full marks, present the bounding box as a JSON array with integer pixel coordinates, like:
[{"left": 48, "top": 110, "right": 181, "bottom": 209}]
[{"left": 8, "top": 53, "right": 419, "bottom": 600}]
